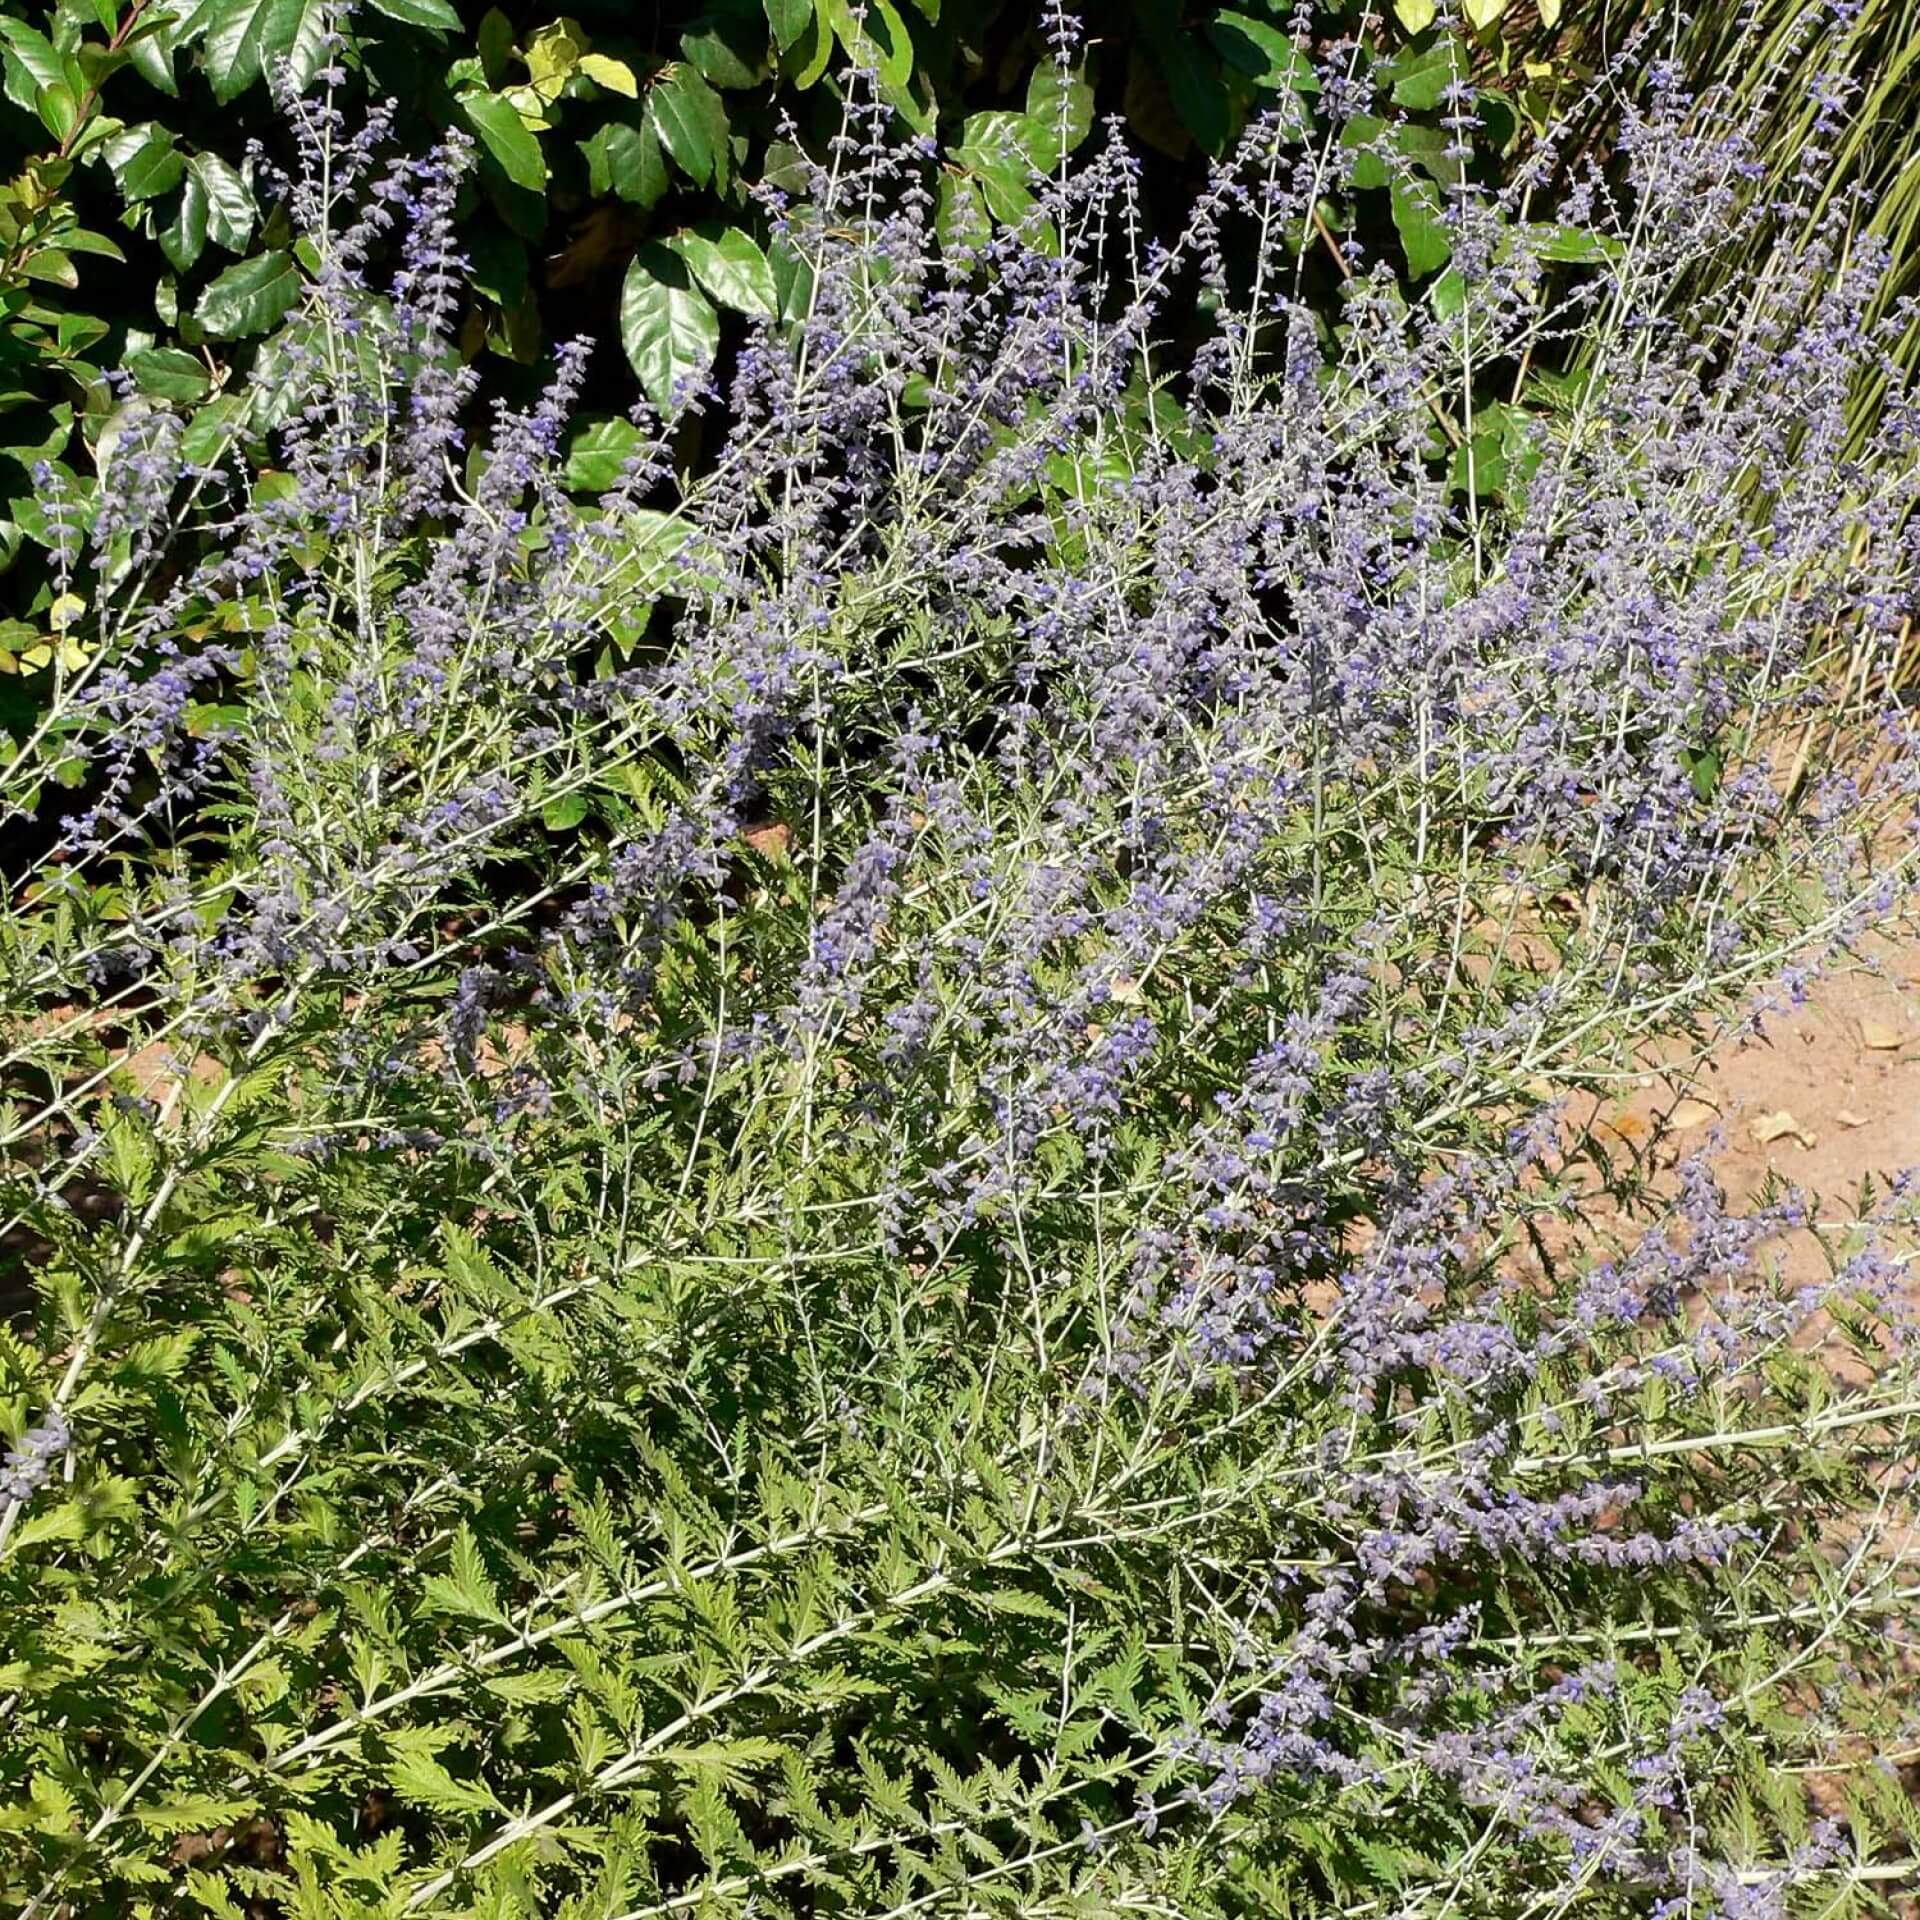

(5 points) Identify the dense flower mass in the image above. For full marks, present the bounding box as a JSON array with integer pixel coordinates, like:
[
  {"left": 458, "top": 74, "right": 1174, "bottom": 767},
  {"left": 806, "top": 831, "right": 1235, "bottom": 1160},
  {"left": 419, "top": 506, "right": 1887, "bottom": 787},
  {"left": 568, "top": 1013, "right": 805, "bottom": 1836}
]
[{"left": 1, "top": 26, "right": 1918, "bottom": 1920}]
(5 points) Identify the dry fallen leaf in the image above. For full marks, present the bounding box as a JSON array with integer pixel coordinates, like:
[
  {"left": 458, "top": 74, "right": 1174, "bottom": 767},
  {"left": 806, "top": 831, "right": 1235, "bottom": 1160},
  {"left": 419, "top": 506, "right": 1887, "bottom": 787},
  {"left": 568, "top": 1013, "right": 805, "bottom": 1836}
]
[
  {"left": 1834, "top": 1108, "right": 1870, "bottom": 1130},
  {"left": 1751, "top": 1110, "right": 1817, "bottom": 1149},
  {"left": 1859, "top": 1017, "right": 1911, "bottom": 1051},
  {"left": 1667, "top": 1098, "right": 1719, "bottom": 1132}
]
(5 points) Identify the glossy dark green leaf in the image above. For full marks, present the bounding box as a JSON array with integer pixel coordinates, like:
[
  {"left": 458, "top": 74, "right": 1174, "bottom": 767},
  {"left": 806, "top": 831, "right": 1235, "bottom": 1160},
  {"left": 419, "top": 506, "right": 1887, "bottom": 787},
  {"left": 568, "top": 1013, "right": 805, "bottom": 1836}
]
[
  {"left": 21, "top": 249, "right": 77, "bottom": 289},
  {"left": 1205, "top": 13, "right": 1319, "bottom": 93},
  {"left": 620, "top": 241, "right": 720, "bottom": 410},
  {"left": 194, "top": 248, "right": 300, "bottom": 338},
  {"left": 0, "top": 21, "right": 65, "bottom": 104},
  {"left": 667, "top": 224, "right": 777, "bottom": 317},
  {"left": 159, "top": 171, "right": 209, "bottom": 273},
  {"left": 124, "top": 347, "right": 211, "bottom": 402},
  {"left": 459, "top": 92, "right": 547, "bottom": 190},
  {"left": 190, "top": 153, "right": 254, "bottom": 253},
  {"left": 126, "top": 15, "right": 179, "bottom": 96},
  {"left": 648, "top": 63, "right": 730, "bottom": 189},
  {"left": 62, "top": 230, "right": 126, "bottom": 262},
  {"left": 682, "top": 0, "right": 768, "bottom": 88},
  {"left": 195, "top": 0, "right": 329, "bottom": 103},
  {"left": 828, "top": 0, "right": 911, "bottom": 90},
  {"left": 476, "top": 6, "right": 515, "bottom": 84},
  {"left": 33, "top": 82, "right": 79, "bottom": 141},
  {"left": 780, "top": 7, "right": 831, "bottom": 85},
  {"left": 768, "top": 232, "right": 813, "bottom": 320},
  {"left": 580, "top": 118, "right": 669, "bottom": 206},
  {"left": 764, "top": 0, "right": 813, "bottom": 51}
]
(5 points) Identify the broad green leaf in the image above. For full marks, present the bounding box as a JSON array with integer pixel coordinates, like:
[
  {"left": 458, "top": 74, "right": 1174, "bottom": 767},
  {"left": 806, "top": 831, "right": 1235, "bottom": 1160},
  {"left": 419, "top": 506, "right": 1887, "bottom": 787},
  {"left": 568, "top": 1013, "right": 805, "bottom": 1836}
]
[
  {"left": 62, "top": 229, "right": 125, "bottom": 261},
  {"left": 108, "top": 126, "right": 187, "bottom": 205},
  {"left": 194, "top": 0, "right": 329, "bottom": 103},
  {"left": 648, "top": 63, "right": 730, "bottom": 190},
  {"left": 769, "top": 231, "right": 813, "bottom": 320},
  {"left": 580, "top": 118, "right": 669, "bottom": 206},
  {"left": 1462, "top": 0, "right": 1510, "bottom": 27},
  {"left": 364, "top": 0, "right": 463, "bottom": 26},
  {"left": 1449, "top": 425, "right": 1506, "bottom": 496},
  {"left": 764, "top": 0, "right": 813, "bottom": 50},
  {"left": 955, "top": 113, "right": 1039, "bottom": 225},
  {"left": 476, "top": 5, "right": 515, "bottom": 84},
  {"left": 1386, "top": 40, "right": 1456, "bottom": 110},
  {"left": 1024, "top": 56, "right": 1093, "bottom": 165},
  {"left": 190, "top": 152, "right": 254, "bottom": 252},
  {"left": 159, "top": 170, "right": 209, "bottom": 272},
  {"left": 542, "top": 791, "right": 590, "bottom": 831},
  {"left": 1341, "top": 114, "right": 1389, "bottom": 189},
  {"left": 1390, "top": 176, "right": 1450, "bottom": 278},
  {"left": 1395, "top": 121, "right": 1464, "bottom": 188},
  {"left": 125, "top": 348, "right": 211, "bottom": 402},
  {"left": 1205, "top": 13, "right": 1319, "bottom": 94},
  {"left": 829, "top": 0, "right": 912, "bottom": 90},
  {"left": 22, "top": 246, "right": 77, "bottom": 288},
  {"left": 667, "top": 224, "right": 777, "bottom": 317},
  {"left": 682, "top": 3, "right": 767, "bottom": 88},
  {"left": 563, "top": 416, "right": 645, "bottom": 491},
  {"left": 0, "top": 21, "right": 65, "bottom": 104},
  {"left": 459, "top": 91, "right": 547, "bottom": 189},
  {"left": 33, "top": 81, "right": 79, "bottom": 141},
  {"left": 194, "top": 248, "right": 300, "bottom": 337},
  {"left": 127, "top": 14, "right": 179, "bottom": 95},
  {"left": 1394, "top": 0, "right": 1438, "bottom": 30},
  {"left": 620, "top": 242, "right": 720, "bottom": 410},
  {"left": 780, "top": 7, "right": 832, "bottom": 86}
]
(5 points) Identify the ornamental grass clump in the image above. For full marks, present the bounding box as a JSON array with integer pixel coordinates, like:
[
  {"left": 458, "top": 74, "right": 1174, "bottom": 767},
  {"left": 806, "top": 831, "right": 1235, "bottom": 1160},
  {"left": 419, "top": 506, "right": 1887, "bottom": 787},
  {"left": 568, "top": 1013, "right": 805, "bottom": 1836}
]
[{"left": 3, "top": 33, "right": 1920, "bottom": 1920}]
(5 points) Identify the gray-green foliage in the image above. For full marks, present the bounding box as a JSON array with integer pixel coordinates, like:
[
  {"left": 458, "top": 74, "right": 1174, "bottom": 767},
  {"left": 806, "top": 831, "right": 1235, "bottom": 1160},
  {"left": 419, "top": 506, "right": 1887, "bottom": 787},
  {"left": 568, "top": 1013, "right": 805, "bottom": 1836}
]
[{"left": 4, "top": 52, "right": 1920, "bottom": 1920}]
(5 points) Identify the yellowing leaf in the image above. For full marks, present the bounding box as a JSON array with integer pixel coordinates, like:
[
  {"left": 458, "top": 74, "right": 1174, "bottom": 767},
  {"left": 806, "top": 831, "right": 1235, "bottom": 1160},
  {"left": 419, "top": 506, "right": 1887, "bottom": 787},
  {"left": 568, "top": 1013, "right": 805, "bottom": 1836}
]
[
  {"left": 18, "top": 637, "right": 88, "bottom": 672},
  {"left": 48, "top": 591, "right": 84, "bottom": 630},
  {"left": 1461, "top": 0, "right": 1510, "bottom": 26},
  {"left": 578, "top": 52, "right": 637, "bottom": 95},
  {"left": 1393, "top": 0, "right": 1438, "bottom": 31}
]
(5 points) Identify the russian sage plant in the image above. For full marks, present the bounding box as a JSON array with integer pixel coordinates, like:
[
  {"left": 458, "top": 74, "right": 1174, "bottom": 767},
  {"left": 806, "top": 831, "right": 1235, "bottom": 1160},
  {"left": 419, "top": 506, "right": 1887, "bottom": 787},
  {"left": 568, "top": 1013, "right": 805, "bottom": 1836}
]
[{"left": 2, "top": 36, "right": 1919, "bottom": 1920}]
